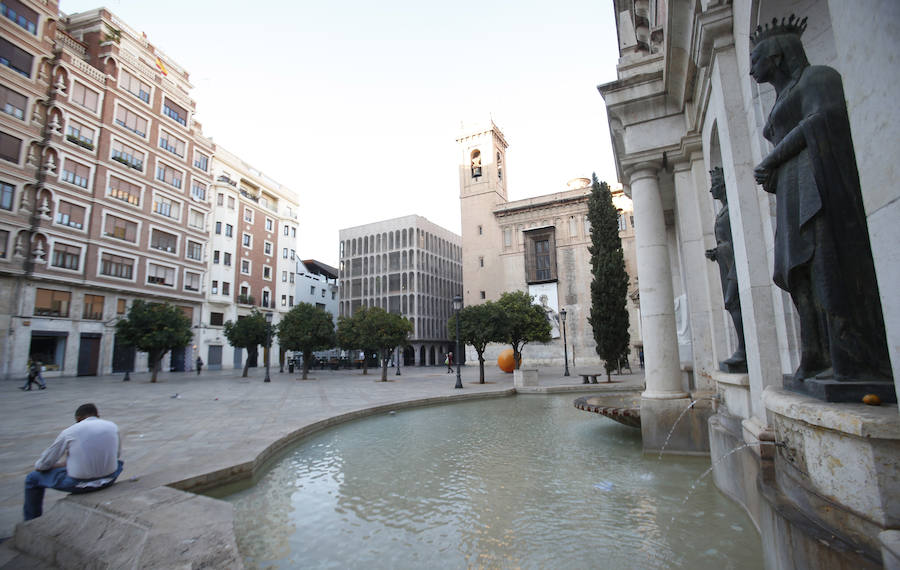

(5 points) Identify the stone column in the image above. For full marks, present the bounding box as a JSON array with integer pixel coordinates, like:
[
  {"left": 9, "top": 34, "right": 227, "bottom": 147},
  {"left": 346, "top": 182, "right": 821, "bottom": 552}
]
[{"left": 629, "top": 164, "right": 688, "bottom": 400}]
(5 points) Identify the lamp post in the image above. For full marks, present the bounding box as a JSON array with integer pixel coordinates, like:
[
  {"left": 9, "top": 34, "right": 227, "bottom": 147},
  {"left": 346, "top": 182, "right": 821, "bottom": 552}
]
[
  {"left": 264, "top": 312, "right": 273, "bottom": 383},
  {"left": 560, "top": 308, "right": 570, "bottom": 376},
  {"left": 453, "top": 295, "right": 463, "bottom": 389}
]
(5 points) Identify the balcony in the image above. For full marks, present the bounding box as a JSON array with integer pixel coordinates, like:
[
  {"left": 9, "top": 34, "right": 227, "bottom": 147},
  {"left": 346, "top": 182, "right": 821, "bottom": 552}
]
[{"left": 237, "top": 294, "right": 255, "bottom": 305}]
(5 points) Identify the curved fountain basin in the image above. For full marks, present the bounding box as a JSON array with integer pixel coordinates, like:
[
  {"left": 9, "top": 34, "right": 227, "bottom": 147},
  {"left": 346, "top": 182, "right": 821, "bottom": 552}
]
[{"left": 574, "top": 392, "right": 642, "bottom": 428}]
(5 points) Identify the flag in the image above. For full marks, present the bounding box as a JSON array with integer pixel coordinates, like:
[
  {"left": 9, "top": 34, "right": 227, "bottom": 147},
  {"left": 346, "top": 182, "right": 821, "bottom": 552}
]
[{"left": 155, "top": 57, "right": 168, "bottom": 76}]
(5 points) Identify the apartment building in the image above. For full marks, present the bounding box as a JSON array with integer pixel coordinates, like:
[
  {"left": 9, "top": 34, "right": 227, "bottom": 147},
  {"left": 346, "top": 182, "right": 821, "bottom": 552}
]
[
  {"left": 0, "top": 4, "right": 219, "bottom": 378},
  {"left": 198, "top": 146, "right": 299, "bottom": 370},
  {"left": 295, "top": 259, "right": 339, "bottom": 321},
  {"left": 338, "top": 215, "right": 462, "bottom": 366}
]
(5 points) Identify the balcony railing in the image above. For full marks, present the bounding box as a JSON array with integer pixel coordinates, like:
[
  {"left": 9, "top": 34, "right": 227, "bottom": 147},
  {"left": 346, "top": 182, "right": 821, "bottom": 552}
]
[{"left": 237, "top": 294, "right": 255, "bottom": 305}]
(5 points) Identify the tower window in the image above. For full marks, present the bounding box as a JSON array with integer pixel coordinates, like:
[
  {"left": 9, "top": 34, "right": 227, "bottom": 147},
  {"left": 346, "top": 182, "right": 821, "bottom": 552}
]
[
  {"left": 479, "top": 256, "right": 484, "bottom": 267},
  {"left": 480, "top": 291, "right": 486, "bottom": 300},
  {"left": 478, "top": 225, "right": 482, "bottom": 235},
  {"left": 470, "top": 149, "right": 482, "bottom": 178}
]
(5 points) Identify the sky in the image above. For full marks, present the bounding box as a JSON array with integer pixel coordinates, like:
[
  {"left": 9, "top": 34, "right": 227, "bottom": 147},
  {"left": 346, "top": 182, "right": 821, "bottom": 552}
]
[{"left": 60, "top": 0, "right": 622, "bottom": 266}]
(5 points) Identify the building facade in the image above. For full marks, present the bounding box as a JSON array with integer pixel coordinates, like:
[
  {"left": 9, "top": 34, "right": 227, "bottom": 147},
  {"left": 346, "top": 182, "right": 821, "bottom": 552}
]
[
  {"left": 295, "top": 259, "right": 338, "bottom": 319},
  {"left": 598, "top": 0, "right": 899, "bottom": 566},
  {"left": 338, "top": 215, "right": 462, "bottom": 366},
  {"left": 457, "top": 121, "right": 641, "bottom": 368},
  {"left": 0, "top": 4, "right": 214, "bottom": 378},
  {"left": 196, "top": 146, "right": 299, "bottom": 371}
]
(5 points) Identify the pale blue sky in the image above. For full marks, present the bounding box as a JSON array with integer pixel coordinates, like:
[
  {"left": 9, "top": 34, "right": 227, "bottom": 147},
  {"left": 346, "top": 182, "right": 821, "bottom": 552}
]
[{"left": 61, "top": 0, "right": 621, "bottom": 265}]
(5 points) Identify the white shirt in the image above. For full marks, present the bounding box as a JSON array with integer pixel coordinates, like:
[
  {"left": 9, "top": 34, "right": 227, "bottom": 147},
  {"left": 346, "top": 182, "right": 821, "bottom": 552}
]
[{"left": 35, "top": 416, "right": 121, "bottom": 480}]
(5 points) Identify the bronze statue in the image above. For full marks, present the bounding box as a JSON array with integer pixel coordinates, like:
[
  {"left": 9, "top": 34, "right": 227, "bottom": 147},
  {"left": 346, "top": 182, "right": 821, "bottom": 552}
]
[
  {"left": 705, "top": 167, "right": 746, "bottom": 373},
  {"left": 750, "top": 15, "right": 891, "bottom": 382}
]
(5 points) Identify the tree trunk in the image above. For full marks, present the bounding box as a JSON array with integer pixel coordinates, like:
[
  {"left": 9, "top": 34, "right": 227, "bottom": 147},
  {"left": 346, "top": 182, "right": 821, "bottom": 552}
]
[
  {"left": 380, "top": 349, "right": 388, "bottom": 381},
  {"left": 478, "top": 353, "right": 485, "bottom": 383},
  {"left": 150, "top": 353, "right": 160, "bottom": 383},
  {"left": 243, "top": 348, "right": 253, "bottom": 378},
  {"left": 302, "top": 350, "right": 311, "bottom": 380},
  {"left": 513, "top": 347, "right": 522, "bottom": 369}
]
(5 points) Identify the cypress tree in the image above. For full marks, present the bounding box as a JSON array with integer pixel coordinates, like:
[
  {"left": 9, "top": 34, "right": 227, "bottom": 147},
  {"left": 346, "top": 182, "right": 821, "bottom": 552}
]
[{"left": 587, "top": 174, "right": 631, "bottom": 381}]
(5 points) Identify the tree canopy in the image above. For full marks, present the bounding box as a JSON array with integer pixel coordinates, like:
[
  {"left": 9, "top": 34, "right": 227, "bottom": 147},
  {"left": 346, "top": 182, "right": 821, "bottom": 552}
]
[
  {"left": 115, "top": 300, "right": 193, "bottom": 382},
  {"left": 587, "top": 174, "right": 631, "bottom": 380},
  {"left": 223, "top": 309, "right": 270, "bottom": 377},
  {"left": 497, "top": 291, "right": 552, "bottom": 369},
  {"left": 277, "top": 303, "right": 335, "bottom": 379},
  {"left": 448, "top": 301, "right": 504, "bottom": 382},
  {"left": 363, "top": 307, "right": 413, "bottom": 381}
]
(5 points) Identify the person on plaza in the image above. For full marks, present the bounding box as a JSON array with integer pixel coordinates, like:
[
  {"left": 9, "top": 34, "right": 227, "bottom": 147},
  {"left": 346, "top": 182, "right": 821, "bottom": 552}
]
[
  {"left": 196, "top": 356, "right": 203, "bottom": 375},
  {"left": 446, "top": 352, "right": 453, "bottom": 373},
  {"left": 20, "top": 358, "right": 46, "bottom": 391},
  {"left": 24, "top": 403, "right": 124, "bottom": 521}
]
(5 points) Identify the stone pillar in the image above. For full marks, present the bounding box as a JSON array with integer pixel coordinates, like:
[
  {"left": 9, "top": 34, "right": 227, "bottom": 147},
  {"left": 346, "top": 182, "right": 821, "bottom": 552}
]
[{"left": 629, "top": 164, "right": 688, "bottom": 400}]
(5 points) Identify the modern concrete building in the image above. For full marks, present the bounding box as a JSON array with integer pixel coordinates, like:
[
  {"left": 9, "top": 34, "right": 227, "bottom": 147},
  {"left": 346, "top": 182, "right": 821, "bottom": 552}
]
[
  {"left": 0, "top": 4, "right": 214, "bottom": 378},
  {"left": 195, "top": 146, "right": 299, "bottom": 371},
  {"left": 598, "top": 0, "right": 899, "bottom": 566},
  {"left": 338, "top": 215, "right": 462, "bottom": 366},
  {"left": 457, "top": 121, "right": 641, "bottom": 368},
  {"left": 295, "top": 258, "right": 339, "bottom": 320}
]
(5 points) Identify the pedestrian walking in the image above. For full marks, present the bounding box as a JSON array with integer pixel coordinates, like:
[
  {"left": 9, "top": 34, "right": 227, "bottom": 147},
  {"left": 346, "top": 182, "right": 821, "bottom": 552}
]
[
  {"left": 195, "top": 356, "right": 203, "bottom": 375},
  {"left": 446, "top": 352, "right": 453, "bottom": 373},
  {"left": 20, "top": 358, "right": 46, "bottom": 391}
]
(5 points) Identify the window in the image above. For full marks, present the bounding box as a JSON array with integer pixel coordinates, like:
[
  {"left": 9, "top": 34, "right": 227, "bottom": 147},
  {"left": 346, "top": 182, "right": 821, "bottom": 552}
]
[
  {"left": 0, "top": 131, "right": 22, "bottom": 163},
  {"left": 188, "top": 209, "right": 204, "bottom": 230},
  {"left": 504, "top": 228, "right": 512, "bottom": 247},
  {"left": 150, "top": 228, "right": 177, "bottom": 253},
  {"left": 290, "top": 272, "right": 295, "bottom": 284},
  {"left": 524, "top": 228, "right": 557, "bottom": 283},
  {"left": 478, "top": 225, "right": 483, "bottom": 235},
  {"left": 114, "top": 105, "right": 147, "bottom": 137},
  {"left": 242, "top": 233, "right": 251, "bottom": 247},
  {"left": 51, "top": 243, "right": 80, "bottom": 270},
  {"left": 264, "top": 241, "right": 272, "bottom": 255},
  {"left": 281, "top": 295, "right": 286, "bottom": 307},
  {"left": 1, "top": 180, "right": 14, "bottom": 210},
  {"left": 224, "top": 224, "right": 233, "bottom": 237},
  {"left": 82, "top": 294, "right": 104, "bottom": 320},
  {"left": 282, "top": 247, "right": 288, "bottom": 259},
  {"left": 243, "top": 207, "right": 253, "bottom": 223},
  {"left": 262, "top": 265, "right": 272, "bottom": 280},
  {"left": 116, "top": 298, "right": 126, "bottom": 314},
  {"left": 227, "top": 196, "right": 235, "bottom": 209},
  {"left": 158, "top": 129, "right": 186, "bottom": 157},
  {"left": 240, "top": 259, "right": 250, "bottom": 274},
  {"left": 222, "top": 282, "right": 230, "bottom": 296},
  {"left": 156, "top": 162, "right": 182, "bottom": 189},
  {"left": 100, "top": 252, "right": 134, "bottom": 279},
  {"left": 153, "top": 195, "right": 180, "bottom": 219},
  {"left": 283, "top": 225, "right": 289, "bottom": 236},
  {"left": 55, "top": 201, "right": 85, "bottom": 229},
  {"left": 110, "top": 139, "right": 144, "bottom": 171},
  {"left": 262, "top": 290, "right": 270, "bottom": 308},
  {"left": 34, "top": 288, "right": 70, "bottom": 317},
  {"left": 223, "top": 252, "right": 231, "bottom": 266},
  {"left": 213, "top": 250, "right": 220, "bottom": 264},
  {"left": 2, "top": 0, "right": 38, "bottom": 34},
  {"left": 103, "top": 214, "right": 137, "bottom": 242},
  {"left": 184, "top": 271, "right": 200, "bottom": 291},
  {"left": 163, "top": 97, "right": 187, "bottom": 126},
  {"left": 61, "top": 159, "right": 90, "bottom": 188},
  {"left": 0, "top": 229, "right": 8, "bottom": 258},
  {"left": 480, "top": 291, "right": 486, "bottom": 299},
  {"left": 479, "top": 256, "right": 484, "bottom": 267},
  {"left": 289, "top": 296, "right": 294, "bottom": 307},
  {"left": 193, "top": 151, "right": 209, "bottom": 171},
  {"left": 216, "top": 193, "right": 224, "bottom": 206},
  {"left": 617, "top": 210, "right": 627, "bottom": 231},
  {"left": 215, "top": 221, "right": 221, "bottom": 235},
  {"left": 1, "top": 85, "right": 27, "bottom": 120},
  {"left": 265, "top": 218, "right": 273, "bottom": 232},
  {"left": 186, "top": 240, "right": 202, "bottom": 261},
  {"left": 292, "top": 227, "right": 296, "bottom": 238},
  {"left": 147, "top": 263, "right": 175, "bottom": 286},
  {"left": 65, "top": 119, "right": 94, "bottom": 149},
  {"left": 210, "top": 311, "right": 224, "bottom": 326},
  {"left": 290, "top": 249, "right": 295, "bottom": 260},
  {"left": 310, "top": 285, "right": 315, "bottom": 295},
  {"left": 0, "top": 37, "right": 33, "bottom": 77},
  {"left": 281, "top": 270, "right": 287, "bottom": 282},
  {"left": 190, "top": 180, "right": 206, "bottom": 201},
  {"left": 119, "top": 69, "right": 150, "bottom": 103},
  {"left": 70, "top": 82, "right": 99, "bottom": 113},
  {"left": 108, "top": 176, "right": 141, "bottom": 205}
]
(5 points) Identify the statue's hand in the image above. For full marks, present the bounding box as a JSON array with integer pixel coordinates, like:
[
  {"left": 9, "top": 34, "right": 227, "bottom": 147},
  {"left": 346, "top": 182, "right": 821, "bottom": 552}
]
[
  {"left": 705, "top": 248, "right": 717, "bottom": 261},
  {"left": 754, "top": 164, "right": 771, "bottom": 186}
]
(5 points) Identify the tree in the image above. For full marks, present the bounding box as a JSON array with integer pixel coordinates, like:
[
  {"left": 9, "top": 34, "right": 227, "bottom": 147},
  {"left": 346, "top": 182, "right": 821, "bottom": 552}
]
[
  {"left": 337, "top": 308, "right": 373, "bottom": 375},
  {"left": 277, "top": 303, "right": 335, "bottom": 379},
  {"left": 223, "top": 310, "right": 269, "bottom": 378},
  {"left": 448, "top": 302, "right": 504, "bottom": 383},
  {"left": 587, "top": 174, "right": 631, "bottom": 381},
  {"left": 115, "top": 300, "right": 193, "bottom": 383},
  {"left": 361, "top": 307, "right": 412, "bottom": 381},
  {"left": 496, "top": 291, "right": 552, "bottom": 369}
]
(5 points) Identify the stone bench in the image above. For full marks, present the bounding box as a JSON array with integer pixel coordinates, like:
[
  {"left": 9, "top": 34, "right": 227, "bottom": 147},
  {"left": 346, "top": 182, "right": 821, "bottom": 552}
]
[{"left": 577, "top": 371, "right": 618, "bottom": 384}]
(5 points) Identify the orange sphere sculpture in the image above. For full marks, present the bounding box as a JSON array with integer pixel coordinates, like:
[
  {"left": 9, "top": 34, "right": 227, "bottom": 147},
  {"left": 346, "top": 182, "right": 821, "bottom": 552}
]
[{"left": 497, "top": 348, "right": 516, "bottom": 373}]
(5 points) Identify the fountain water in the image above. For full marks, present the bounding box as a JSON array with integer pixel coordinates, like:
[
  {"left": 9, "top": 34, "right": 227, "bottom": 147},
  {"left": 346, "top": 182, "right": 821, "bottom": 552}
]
[{"left": 656, "top": 394, "right": 719, "bottom": 459}]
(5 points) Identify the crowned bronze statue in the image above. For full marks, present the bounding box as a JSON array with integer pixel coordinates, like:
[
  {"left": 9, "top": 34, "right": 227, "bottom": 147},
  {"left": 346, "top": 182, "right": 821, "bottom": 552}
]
[
  {"left": 750, "top": 15, "right": 892, "bottom": 388},
  {"left": 705, "top": 167, "right": 746, "bottom": 373}
]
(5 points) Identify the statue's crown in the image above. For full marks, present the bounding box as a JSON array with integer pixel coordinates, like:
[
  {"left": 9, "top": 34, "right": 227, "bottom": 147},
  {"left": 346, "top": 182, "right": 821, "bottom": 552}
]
[{"left": 750, "top": 14, "right": 807, "bottom": 47}]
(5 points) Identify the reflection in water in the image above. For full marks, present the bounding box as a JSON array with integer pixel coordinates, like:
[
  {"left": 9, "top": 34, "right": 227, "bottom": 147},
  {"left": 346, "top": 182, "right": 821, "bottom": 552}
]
[{"left": 223, "top": 396, "right": 762, "bottom": 569}]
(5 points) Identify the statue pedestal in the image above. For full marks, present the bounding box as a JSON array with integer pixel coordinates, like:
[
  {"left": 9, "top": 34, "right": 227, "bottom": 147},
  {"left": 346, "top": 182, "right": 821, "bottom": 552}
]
[
  {"left": 783, "top": 375, "right": 897, "bottom": 403},
  {"left": 719, "top": 360, "right": 747, "bottom": 374}
]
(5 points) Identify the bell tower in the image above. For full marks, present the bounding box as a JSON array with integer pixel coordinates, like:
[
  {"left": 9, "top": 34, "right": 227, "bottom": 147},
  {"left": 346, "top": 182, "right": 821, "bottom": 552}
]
[{"left": 457, "top": 121, "right": 508, "bottom": 307}]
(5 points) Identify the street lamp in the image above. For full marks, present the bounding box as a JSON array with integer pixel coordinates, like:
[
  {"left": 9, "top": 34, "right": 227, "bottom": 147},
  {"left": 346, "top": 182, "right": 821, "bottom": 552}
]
[
  {"left": 264, "top": 312, "right": 273, "bottom": 383},
  {"left": 453, "top": 295, "right": 463, "bottom": 389},
  {"left": 560, "top": 308, "right": 570, "bottom": 376}
]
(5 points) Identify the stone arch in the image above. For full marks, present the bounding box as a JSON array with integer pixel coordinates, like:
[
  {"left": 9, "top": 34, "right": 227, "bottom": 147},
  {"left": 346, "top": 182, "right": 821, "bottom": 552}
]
[{"left": 470, "top": 149, "right": 482, "bottom": 177}]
